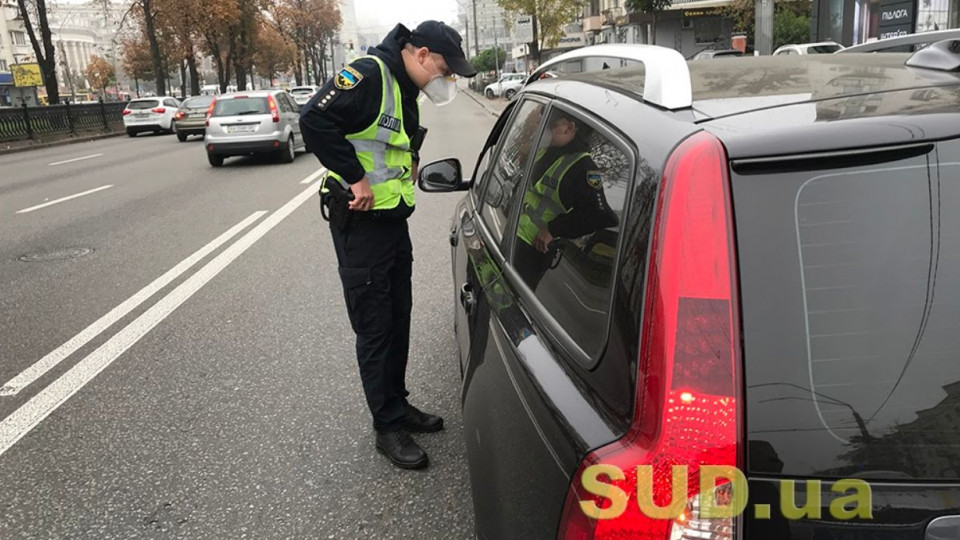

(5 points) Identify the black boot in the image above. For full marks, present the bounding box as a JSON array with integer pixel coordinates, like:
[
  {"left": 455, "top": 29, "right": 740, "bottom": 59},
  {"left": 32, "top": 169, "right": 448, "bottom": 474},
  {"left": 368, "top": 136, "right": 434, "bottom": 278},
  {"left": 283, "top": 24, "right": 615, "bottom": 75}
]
[
  {"left": 400, "top": 403, "right": 444, "bottom": 433},
  {"left": 375, "top": 431, "right": 429, "bottom": 469}
]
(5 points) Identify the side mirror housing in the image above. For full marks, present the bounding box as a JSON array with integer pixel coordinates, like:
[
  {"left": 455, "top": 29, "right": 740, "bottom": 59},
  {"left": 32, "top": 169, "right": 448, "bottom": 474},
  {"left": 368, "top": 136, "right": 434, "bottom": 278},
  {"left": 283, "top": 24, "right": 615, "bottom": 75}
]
[{"left": 418, "top": 158, "right": 471, "bottom": 192}]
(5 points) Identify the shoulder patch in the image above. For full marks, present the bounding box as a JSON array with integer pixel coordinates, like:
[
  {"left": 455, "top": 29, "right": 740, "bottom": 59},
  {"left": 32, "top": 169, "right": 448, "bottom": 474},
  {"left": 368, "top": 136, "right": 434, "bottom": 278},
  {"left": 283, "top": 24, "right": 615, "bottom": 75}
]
[
  {"left": 587, "top": 170, "right": 603, "bottom": 190},
  {"left": 335, "top": 66, "right": 364, "bottom": 90},
  {"left": 315, "top": 88, "right": 342, "bottom": 111}
]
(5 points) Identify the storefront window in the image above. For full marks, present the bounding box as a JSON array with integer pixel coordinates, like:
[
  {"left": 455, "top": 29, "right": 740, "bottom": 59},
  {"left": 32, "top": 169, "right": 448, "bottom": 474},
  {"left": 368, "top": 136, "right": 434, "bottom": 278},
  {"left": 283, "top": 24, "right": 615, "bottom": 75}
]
[
  {"left": 855, "top": 0, "right": 881, "bottom": 43},
  {"left": 917, "top": 0, "right": 951, "bottom": 32},
  {"left": 949, "top": 0, "right": 959, "bottom": 27},
  {"left": 695, "top": 17, "right": 723, "bottom": 44},
  {"left": 828, "top": 0, "right": 845, "bottom": 41}
]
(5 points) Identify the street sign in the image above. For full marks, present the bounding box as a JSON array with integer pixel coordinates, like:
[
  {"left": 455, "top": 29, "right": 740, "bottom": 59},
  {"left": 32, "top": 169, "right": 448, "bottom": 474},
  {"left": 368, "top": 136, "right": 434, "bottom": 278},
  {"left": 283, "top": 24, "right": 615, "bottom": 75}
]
[
  {"left": 11, "top": 63, "right": 43, "bottom": 88},
  {"left": 515, "top": 15, "right": 534, "bottom": 43}
]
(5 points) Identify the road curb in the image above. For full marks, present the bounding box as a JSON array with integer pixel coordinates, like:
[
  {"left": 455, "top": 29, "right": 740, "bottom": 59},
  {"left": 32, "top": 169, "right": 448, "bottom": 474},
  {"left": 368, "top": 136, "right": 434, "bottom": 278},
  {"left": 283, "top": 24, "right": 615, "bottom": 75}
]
[
  {"left": 463, "top": 90, "right": 503, "bottom": 117},
  {"left": 0, "top": 132, "right": 126, "bottom": 156}
]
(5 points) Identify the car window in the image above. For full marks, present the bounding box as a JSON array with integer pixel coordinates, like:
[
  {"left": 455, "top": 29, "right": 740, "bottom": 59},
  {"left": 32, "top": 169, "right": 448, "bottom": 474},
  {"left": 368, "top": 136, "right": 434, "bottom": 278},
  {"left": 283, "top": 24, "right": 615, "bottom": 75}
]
[
  {"left": 212, "top": 97, "right": 270, "bottom": 116},
  {"left": 509, "top": 105, "right": 632, "bottom": 358},
  {"left": 164, "top": 98, "right": 179, "bottom": 107},
  {"left": 127, "top": 100, "right": 160, "bottom": 110},
  {"left": 277, "top": 94, "right": 292, "bottom": 112},
  {"left": 479, "top": 99, "right": 546, "bottom": 246},
  {"left": 184, "top": 96, "right": 214, "bottom": 109}
]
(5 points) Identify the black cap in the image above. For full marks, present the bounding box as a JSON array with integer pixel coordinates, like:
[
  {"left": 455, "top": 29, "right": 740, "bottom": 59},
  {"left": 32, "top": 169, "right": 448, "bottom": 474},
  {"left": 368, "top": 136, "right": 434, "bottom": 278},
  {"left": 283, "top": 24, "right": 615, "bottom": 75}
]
[{"left": 409, "top": 21, "right": 477, "bottom": 78}]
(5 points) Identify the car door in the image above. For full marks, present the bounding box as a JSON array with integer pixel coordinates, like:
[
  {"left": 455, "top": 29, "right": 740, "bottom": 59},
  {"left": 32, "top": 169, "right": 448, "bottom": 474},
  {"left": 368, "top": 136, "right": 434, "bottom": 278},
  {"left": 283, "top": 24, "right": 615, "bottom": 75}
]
[{"left": 463, "top": 99, "right": 639, "bottom": 539}]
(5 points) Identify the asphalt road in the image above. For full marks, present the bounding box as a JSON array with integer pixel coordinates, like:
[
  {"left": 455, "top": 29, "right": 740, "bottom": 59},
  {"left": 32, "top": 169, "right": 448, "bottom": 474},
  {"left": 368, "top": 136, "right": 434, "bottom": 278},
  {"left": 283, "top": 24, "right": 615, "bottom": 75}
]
[{"left": 0, "top": 93, "right": 497, "bottom": 539}]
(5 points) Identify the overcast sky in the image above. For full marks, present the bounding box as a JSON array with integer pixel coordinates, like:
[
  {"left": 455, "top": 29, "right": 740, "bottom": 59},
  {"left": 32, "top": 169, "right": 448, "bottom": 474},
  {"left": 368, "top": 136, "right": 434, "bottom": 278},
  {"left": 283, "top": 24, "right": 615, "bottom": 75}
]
[{"left": 353, "top": 0, "right": 460, "bottom": 34}]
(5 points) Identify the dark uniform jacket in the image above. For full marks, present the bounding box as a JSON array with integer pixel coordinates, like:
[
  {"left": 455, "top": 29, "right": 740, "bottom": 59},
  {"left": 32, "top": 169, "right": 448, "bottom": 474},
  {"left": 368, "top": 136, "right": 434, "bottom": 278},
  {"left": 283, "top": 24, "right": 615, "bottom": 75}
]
[{"left": 300, "top": 24, "right": 421, "bottom": 220}]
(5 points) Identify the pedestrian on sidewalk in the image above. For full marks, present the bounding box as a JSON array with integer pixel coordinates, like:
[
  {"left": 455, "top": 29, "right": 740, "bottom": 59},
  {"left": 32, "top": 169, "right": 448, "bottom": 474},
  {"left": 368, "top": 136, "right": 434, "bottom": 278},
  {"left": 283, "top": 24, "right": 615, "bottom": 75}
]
[{"left": 300, "top": 21, "right": 476, "bottom": 470}]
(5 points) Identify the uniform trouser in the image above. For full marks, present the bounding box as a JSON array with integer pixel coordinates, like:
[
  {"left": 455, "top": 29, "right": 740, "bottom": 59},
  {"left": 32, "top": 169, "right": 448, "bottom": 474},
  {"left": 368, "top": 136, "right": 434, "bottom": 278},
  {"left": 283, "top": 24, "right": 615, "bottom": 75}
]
[{"left": 330, "top": 217, "right": 412, "bottom": 433}]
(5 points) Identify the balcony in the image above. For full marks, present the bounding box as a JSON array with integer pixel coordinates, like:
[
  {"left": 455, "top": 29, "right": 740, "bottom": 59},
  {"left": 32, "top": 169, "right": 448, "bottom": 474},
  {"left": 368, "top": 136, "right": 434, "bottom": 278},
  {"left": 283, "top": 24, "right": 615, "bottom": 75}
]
[{"left": 582, "top": 15, "right": 603, "bottom": 32}]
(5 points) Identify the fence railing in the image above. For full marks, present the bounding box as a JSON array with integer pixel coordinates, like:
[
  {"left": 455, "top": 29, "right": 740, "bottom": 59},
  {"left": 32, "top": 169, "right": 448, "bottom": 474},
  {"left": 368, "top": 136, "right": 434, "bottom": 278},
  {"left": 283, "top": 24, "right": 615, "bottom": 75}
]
[{"left": 0, "top": 101, "right": 129, "bottom": 143}]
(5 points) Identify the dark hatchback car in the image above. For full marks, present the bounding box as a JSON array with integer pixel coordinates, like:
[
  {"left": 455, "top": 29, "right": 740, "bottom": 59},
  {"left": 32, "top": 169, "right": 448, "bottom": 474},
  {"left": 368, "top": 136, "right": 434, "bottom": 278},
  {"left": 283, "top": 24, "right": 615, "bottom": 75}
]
[{"left": 418, "top": 39, "right": 960, "bottom": 539}]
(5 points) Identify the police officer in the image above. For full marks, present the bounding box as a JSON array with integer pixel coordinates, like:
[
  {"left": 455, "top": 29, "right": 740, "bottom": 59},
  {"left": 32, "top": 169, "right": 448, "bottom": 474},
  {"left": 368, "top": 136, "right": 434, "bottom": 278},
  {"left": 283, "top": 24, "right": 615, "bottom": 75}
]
[
  {"left": 514, "top": 109, "right": 618, "bottom": 290},
  {"left": 300, "top": 21, "right": 476, "bottom": 470}
]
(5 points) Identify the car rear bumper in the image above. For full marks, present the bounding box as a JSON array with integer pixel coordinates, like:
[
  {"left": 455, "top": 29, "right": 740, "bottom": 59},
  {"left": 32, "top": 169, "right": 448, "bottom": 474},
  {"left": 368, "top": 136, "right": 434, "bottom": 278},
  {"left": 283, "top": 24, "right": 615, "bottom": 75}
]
[
  {"left": 174, "top": 119, "right": 206, "bottom": 133},
  {"left": 125, "top": 123, "right": 165, "bottom": 132},
  {"left": 205, "top": 139, "right": 284, "bottom": 156}
]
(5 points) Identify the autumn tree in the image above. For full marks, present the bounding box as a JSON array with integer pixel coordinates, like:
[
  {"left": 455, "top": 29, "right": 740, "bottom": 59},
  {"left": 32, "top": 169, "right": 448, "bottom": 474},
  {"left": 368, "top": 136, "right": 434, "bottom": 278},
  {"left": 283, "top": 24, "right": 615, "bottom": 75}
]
[
  {"left": 271, "top": 0, "right": 341, "bottom": 85},
  {"left": 16, "top": 0, "right": 59, "bottom": 104},
  {"left": 86, "top": 55, "right": 116, "bottom": 97},
  {"left": 253, "top": 21, "right": 295, "bottom": 84},
  {"left": 497, "top": 0, "right": 584, "bottom": 63},
  {"left": 121, "top": 36, "right": 154, "bottom": 96}
]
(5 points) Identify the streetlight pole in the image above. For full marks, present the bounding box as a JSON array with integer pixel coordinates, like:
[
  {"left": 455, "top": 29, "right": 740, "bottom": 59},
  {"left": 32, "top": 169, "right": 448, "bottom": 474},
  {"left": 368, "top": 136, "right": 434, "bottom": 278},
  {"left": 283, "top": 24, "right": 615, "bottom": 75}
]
[
  {"left": 492, "top": 16, "right": 501, "bottom": 80},
  {"left": 472, "top": 0, "right": 480, "bottom": 57}
]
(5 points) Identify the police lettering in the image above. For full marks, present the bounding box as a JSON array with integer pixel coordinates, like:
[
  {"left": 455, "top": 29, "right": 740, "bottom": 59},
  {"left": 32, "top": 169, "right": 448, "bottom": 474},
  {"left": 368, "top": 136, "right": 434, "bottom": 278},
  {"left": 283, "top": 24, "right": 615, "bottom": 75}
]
[{"left": 378, "top": 114, "right": 402, "bottom": 133}]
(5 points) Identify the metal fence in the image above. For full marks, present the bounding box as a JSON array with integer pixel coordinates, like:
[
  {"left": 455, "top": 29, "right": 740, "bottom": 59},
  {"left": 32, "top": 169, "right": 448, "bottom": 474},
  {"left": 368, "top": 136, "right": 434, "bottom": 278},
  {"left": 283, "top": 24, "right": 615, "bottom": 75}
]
[{"left": 0, "top": 101, "right": 129, "bottom": 143}]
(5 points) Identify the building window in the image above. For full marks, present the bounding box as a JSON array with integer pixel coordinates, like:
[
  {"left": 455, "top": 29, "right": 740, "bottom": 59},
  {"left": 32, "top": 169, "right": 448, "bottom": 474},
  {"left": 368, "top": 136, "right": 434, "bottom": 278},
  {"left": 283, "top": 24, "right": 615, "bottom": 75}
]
[
  {"left": 11, "top": 31, "right": 27, "bottom": 46},
  {"left": 0, "top": 59, "right": 7, "bottom": 71},
  {"left": 918, "top": 0, "right": 952, "bottom": 31},
  {"left": 694, "top": 17, "right": 723, "bottom": 44}
]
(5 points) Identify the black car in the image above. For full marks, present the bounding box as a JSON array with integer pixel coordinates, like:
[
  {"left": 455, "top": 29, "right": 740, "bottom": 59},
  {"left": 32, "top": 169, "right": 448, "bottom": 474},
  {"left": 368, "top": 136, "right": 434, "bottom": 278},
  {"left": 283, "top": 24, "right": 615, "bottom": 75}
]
[{"left": 419, "top": 39, "right": 960, "bottom": 539}]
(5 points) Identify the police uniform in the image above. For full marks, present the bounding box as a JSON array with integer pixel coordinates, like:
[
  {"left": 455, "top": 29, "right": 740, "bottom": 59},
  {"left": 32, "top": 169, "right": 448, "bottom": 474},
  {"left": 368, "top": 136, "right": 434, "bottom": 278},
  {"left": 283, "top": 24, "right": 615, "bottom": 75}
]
[
  {"left": 300, "top": 21, "right": 476, "bottom": 470},
  {"left": 514, "top": 137, "right": 618, "bottom": 290}
]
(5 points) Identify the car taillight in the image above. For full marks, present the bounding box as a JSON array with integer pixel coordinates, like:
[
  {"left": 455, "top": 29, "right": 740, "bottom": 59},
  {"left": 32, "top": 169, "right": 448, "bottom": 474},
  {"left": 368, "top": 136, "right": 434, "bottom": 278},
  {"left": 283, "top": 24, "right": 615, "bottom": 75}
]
[
  {"left": 151, "top": 107, "right": 166, "bottom": 114},
  {"left": 557, "top": 132, "right": 742, "bottom": 540},
  {"left": 122, "top": 110, "right": 132, "bottom": 115},
  {"left": 174, "top": 111, "right": 185, "bottom": 120},
  {"left": 206, "top": 98, "right": 216, "bottom": 127},
  {"left": 268, "top": 95, "right": 280, "bottom": 123}
]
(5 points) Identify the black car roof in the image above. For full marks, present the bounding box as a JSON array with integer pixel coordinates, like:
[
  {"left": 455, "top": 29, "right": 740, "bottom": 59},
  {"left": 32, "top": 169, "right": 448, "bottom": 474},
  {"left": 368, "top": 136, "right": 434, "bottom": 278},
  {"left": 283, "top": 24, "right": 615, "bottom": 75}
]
[{"left": 542, "top": 53, "right": 960, "bottom": 121}]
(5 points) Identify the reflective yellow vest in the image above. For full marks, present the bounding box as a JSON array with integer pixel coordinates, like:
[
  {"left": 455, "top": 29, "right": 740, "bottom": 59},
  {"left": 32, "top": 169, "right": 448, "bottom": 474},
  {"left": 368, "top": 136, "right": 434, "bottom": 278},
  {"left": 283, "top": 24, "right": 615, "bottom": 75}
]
[
  {"left": 516, "top": 151, "right": 591, "bottom": 246},
  {"left": 328, "top": 56, "right": 416, "bottom": 211}
]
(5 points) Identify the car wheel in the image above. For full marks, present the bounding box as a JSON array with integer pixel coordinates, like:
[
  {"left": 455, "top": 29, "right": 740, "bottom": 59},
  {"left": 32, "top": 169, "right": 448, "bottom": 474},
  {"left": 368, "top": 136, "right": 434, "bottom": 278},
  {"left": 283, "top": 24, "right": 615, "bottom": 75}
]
[
  {"left": 208, "top": 153, "right": 224, "bottom": 167},
  {"left": 176, "top": 131, "right": 187, "bottom": 142},
  {"left": 126, "top": 129, "right": 136, "bottom": 138},
  {"left": 485, "top": 89, "right": 495, "bottom": 99},
  {"left": 279, "top": 136, "right": 295, "bottom": 164},
  {"left": 504, "top": 89, "right": 517, "bottom": 100}
]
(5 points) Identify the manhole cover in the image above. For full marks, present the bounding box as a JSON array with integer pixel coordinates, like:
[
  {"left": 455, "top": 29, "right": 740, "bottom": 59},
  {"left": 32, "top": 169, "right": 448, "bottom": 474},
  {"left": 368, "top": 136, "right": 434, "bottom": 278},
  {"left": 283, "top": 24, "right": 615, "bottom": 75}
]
[{"left": 18, "top": 247, "right": 94, "bottom": 262}]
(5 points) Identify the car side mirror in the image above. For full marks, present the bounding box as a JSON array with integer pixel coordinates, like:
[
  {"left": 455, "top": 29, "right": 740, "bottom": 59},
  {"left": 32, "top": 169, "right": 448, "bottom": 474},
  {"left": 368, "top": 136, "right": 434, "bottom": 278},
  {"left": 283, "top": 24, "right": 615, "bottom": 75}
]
[{"left": 418, "top": 158, "right": 470, "bottom": 192}]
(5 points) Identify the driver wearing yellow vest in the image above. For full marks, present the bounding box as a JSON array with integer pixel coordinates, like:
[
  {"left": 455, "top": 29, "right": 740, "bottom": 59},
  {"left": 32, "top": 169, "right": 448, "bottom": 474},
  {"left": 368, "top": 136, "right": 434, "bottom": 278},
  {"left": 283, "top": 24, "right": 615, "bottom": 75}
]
[
  {"left": 299, "top": 21, "right": 476, "bottom": 471},
  {"left": 514, "top": 109, "right": 618, "bottom": 291}
]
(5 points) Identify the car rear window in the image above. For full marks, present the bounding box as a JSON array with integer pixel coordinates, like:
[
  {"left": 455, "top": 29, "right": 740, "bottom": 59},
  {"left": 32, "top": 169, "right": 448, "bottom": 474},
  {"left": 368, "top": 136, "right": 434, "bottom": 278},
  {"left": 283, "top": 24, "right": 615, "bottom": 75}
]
[
  {"left": 289, "top": 87, "right": 314, "bottom": 94},
  {"left": 809, "top": 44, "right": 842, "bottom": 53},
  {"left": 212, "top": 97, "right": 270, "bottom": 116},
  {"left": 735, "top": 139, "right": 960, "bottom": 480},
  {"left": 127, "top": 100, "right": 160, "bottom": 110},
  {"left": 183, "top": 96, "right": 214, "bottom": 109}
]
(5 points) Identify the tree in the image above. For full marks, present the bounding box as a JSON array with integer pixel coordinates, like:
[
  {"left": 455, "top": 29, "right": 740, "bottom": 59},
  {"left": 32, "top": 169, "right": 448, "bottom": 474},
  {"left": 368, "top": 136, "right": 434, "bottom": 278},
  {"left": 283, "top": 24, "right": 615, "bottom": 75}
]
[
  {"left": 626, "top": 0, "right": 673, "bottom": 45},
  {"left": 16, "top": 0, "right": 59, "bottom": 104},
  {"left": 253, "top": 21, "right": 295, "bottom": 84},
  {"left": 726, "top": 0, "right": 811, "bottom": 51},
  {"left": 86, "top": 55, "right": 115, "bottom": 97},
  {"left": 497, "top": 0, "right": 585, "bottom": 63},
  {"left": 121, "top": 36, "right": 154, "bottom": 96},
  {"left": 270, "top": 0, "right": 341, "bottom": 85},
  {"left": 471, "top": 47, "right": 507, "bottom": 73}
]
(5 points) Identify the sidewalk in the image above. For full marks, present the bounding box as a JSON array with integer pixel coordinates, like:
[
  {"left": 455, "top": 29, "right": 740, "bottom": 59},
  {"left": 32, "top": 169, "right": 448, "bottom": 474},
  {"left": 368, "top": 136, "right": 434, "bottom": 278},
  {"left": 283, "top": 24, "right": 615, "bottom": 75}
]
[
  {"left": 0, "top": 131, "right": 125, "bottom": 156},
  {"left": 459, "top": 80, "right": 508, "bottom": 117}
]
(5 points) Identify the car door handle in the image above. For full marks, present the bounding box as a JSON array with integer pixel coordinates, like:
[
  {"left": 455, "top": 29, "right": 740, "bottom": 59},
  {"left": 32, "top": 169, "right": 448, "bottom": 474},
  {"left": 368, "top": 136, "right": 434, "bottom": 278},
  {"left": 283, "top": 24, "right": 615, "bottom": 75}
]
[
  {"left": 460, "top": 283, "right": 476, "bottom": 315},
  {"left": 449, "top": 228, "right": 459, "bottom": 247}
]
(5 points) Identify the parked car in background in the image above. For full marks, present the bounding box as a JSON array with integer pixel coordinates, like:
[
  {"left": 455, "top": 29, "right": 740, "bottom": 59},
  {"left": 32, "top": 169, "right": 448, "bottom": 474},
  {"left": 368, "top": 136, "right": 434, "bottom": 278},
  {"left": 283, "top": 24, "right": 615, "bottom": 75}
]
[
  {"left": 838, "top": 28, "right": 960, "bottom": 53},
  {"left": 484, "top": 73, "right": 526, "bottom": 100},
  {"left": 122, "top": 97, "right": 180, "bottom": 137},
  {"left": 416, "top": 41, "right": 960, "bottom": 539},
  {"left": 289, "top": 85, "right": 321, "bottom": 107},
  {"left": 172, "top": 95, "right": 215, "bottom": 142},
  {"left": 203, "top": 90, "right": 304, "bottom": 167},
  {"left": 774, "top": 41, "right": 844, "bottom": 55},
  {"left": 690, "top": 48, "right": 745, "bottom": 60}
]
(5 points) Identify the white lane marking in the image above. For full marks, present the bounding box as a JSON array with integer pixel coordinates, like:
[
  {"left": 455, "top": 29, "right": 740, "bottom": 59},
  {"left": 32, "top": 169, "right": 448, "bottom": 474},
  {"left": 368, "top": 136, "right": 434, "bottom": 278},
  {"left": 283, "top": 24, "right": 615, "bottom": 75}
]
[
  {"left": 301, "top": 167, "right": 328, "bottom": 184},
  {"left": 16, "top": 185, "right": 114, "bottom": 214},
  {"left": 0, "top": 212, "right": 266, "bottom": 397},
  {"left": 0, "top": 179, "right": 323, "bottom": 458},
  {"left": 48, "top": 153, "right": 104, "bottom": 166}
]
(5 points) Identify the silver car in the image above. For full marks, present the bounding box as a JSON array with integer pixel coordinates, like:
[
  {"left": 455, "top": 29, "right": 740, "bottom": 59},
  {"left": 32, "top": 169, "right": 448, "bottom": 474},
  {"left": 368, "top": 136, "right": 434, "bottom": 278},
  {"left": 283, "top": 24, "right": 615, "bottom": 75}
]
[
  {"left": 289, "top": 85, "right": 321, "bottom": 107},
  {"left": 204, "top": 90, "right": 304, "bottom": 167}
]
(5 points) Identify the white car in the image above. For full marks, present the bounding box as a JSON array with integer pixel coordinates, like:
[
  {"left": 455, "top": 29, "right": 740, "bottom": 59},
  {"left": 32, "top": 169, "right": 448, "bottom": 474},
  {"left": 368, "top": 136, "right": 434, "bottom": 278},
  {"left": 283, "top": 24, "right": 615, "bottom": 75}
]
[
  {"left": 122, "top": 96, "right": 180, "bottom": 137},
  {"left": 484, "top": 73, "right": 526, "bottom": 100},
  {"left": 773, "top": 41, "right": 845, "bottom": 55},
  {"left": 289, "top": 85, "right": 321, "bottom": 107}
]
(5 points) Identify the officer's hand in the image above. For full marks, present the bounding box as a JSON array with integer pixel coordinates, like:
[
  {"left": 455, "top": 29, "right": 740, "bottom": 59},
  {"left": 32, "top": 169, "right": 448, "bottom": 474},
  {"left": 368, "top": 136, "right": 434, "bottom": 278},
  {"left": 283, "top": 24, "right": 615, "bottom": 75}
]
[
  {"left": 534, "top": 228, "right": 554, "bottom": 254},
  {"left": 349, "top": 177, "right": 374, "bottom": 211},
  {"left": 411, "top": 162, "right": 419, "bottom": 183}
]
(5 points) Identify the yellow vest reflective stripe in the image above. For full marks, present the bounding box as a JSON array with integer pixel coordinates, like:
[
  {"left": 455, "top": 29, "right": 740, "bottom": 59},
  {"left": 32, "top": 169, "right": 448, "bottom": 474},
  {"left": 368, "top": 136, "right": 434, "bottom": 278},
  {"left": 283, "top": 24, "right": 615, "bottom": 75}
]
[
  {"left": 328, "top": 56, "right": 415, "bottom": 211},
  {"left": 517, "top": 151, "right": 591, "bottom": 246}
]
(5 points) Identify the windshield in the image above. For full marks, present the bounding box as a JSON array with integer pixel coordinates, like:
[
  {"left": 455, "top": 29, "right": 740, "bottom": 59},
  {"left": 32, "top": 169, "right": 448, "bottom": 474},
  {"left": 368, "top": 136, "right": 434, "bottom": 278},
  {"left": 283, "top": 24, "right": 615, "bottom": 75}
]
[
  {"left": 809, "top": 44, "right": 843, "bottom": 53},
  {"left": 212, "top": 97, "right": 270, "bottom": 116}
]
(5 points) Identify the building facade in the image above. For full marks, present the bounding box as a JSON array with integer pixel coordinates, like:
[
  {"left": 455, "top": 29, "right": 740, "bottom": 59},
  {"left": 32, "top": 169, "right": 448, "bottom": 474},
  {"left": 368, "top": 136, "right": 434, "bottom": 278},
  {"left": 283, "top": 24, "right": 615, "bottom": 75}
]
[
  {"left": 811, "top": 0, "right": 960, "bottom": 45},
  {"left": 1, "top": 0, "right": 36, "bottom": 105},
  {"left": 458, "top": 0, "right": 518, "bottom": 60}
]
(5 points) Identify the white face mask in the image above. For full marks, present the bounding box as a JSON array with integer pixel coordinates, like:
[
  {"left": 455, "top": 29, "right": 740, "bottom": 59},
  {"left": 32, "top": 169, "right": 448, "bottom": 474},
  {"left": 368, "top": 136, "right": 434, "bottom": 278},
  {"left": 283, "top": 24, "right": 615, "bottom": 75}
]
[
  {"left": 419, "top": 53, "right": 458, "bottom": 106},
  {"left": 423, "top": 76, "right": 458, "bottom": 106}
]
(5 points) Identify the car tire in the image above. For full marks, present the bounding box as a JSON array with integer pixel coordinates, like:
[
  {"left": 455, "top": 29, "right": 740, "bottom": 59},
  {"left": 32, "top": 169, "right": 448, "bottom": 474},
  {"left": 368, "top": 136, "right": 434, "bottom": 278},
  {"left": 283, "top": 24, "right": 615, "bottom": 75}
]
[
  {"left": 504, "top": 89, "right": 517, "bottom": 100},
  {"left": 177, "top": 132, "right": 187, "bottom": 142},
  {"left": 485, "top": 89, "right": 495, "bottom": 99},
  {"left": 126, "top": 129, "right": 137, "bottom": 137},
  {"left": 208, "top": 153, "right": 224, "bottom": 168},
  {"left": 279, "top": 136, "right": 295, "bottom": 164}
]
